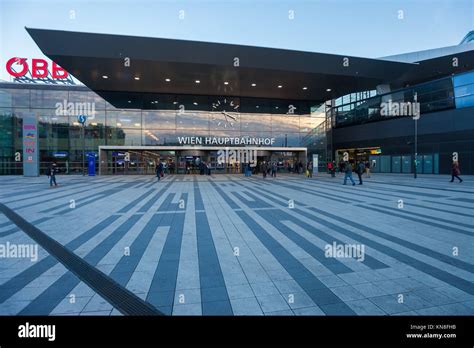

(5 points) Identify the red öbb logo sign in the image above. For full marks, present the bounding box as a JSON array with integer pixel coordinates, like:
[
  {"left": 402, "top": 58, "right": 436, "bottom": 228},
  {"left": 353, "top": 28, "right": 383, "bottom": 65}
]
[{"left": 6, "top": 57, "right": 68, "bottom": 79}]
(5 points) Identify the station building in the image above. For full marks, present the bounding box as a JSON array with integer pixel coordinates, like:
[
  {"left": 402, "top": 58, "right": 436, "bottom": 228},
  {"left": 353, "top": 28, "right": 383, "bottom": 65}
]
[{"left": 1, "top": 28, "right": 473, "bottom": 175}]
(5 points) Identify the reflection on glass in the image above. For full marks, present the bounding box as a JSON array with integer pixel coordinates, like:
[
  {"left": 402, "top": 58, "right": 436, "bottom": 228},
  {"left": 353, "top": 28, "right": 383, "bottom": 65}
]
[
  {"left": 142, "top": 129, "right": 176, "bottom": 146},
  {"left": 240, "top": 114, "right": 271, "bottom": 132},
  {"left": 107, "top": 110, "right": 142, "bottom": 128},
  {"left": 176, "top": 111, "right": 209, "bottom": 130},
  {"left": 272, "top": 115, "right": 300, "bottom": 132},
  {"left": 143, "top": 110, "right": 176, "bottom": 129}
]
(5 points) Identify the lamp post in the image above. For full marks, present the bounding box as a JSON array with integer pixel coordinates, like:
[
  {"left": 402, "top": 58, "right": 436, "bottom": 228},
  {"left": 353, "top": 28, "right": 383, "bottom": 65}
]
[
  {"left": 77, "top": 115, "right": 87, "bottom": 176},
  {"left": 413, "top": 92, "right": 419, "bottom": 179}
]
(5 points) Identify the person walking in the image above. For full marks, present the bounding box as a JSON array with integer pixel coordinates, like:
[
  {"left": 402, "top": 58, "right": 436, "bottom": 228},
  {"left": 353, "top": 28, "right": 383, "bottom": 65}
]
[
  {"left": 47, "top": 162, "right": 58, "bottom": 187},
  {"left": 156, "top": 161, "right": 163, "bottom": 181},
  {"left": 450, "top": 160, "right": 463, "bottom": 183},
  {"left": 356, "top": 161, "right": 365, "bottom": 185},
  {"left": 327, "top": 161, "right": 333, "bottom": 176},
  {"left": 365, "top": 161, "right": 371, "bottom": 178},
  {"left": 262, "top": 161, "right": 268, "bottom": 178},
  {"left": 343, "top": 161, "right": 356, "bottom": 186},
  {"left": 306, "top": 161, "right": 313, "bottom": 178},
  {"left": 271, "top": 162, "right": 277, "bottom": 178}
]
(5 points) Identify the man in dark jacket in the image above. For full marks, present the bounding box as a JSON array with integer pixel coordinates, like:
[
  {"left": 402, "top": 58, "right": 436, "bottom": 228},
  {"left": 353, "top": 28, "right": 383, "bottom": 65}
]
[
  {"left": 47, "top": 162, "right": 58, "bottom": 187},
  {"left": 356, "top": 161, "right": 365, "bottom": 185},
  {"left": 343, "top": 161, "right": 355, "bottom": 186},
  {"left": 261, "top": 162, "right": 268, "bottom": 178},
  {"left": 156, "top": 162, "right": 164, "bottom": 181}
]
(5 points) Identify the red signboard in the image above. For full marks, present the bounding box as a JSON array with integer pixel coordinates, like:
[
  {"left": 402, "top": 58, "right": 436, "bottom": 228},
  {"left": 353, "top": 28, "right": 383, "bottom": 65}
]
[{"left": 6, "top": 57, "right": 68, "bottom": 79}]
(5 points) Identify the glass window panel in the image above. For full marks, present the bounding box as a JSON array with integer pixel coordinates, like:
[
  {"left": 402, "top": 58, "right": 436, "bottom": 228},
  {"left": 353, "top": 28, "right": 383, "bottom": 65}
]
[
  {"left": 30, "top": 89, "right": 68, "bottom": 108},
  {"left": 240, "top": 98, "right": 270, "bottom": 114},
  {"left": 68, "top": 90, "right": 106, "bottom": 110},
  {"left": 176, "top": 110, "right": 209, "bottom": 130},
  {"left": 0, "top": 88, "right": 30, "bottom": 108},
  {"left": 107, "top": 110, "right": 142, "bottom": 128},
  {"left": 453, "top": 71, "right": 474, "bottom": 87},
  {"left": 300, "top": 115, "right": 325, "bottom": 133},
  {"left": 272, "top": 115, "right": 299, "bottom": 132},
  {"left": 455, "top": 95, "right": 474, "bottom": 108},
  {"left": 240, "top": 113, "right": 271, "bottom": 132},
  {"left": 454, "top": 84, "right": 474, "bottom": 98},
  {"left": 142, "top": 129, "right": 176, "bottom": 146},
  {"left": 106, "top": 128, "right": 142, "bottom": 146},
  {"left": 142, "top": 110, "right": 176, "bottom": 129},
  {"left": 272, "top": 132, "right": 301, "bottom": 147},
  {"left": 142, "top": 94, "right": 176, "bottom": 110},
  {"left": 175, "top": 95, "right": 209, "bottom": 112}
]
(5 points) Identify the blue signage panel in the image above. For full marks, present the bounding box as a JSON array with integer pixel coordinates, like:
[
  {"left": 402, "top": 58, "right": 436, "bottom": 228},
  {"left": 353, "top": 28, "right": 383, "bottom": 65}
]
[
  {"left": 87, "top": 153, "right": 95, "bottom": 176},
  {"left": 53, "top": 151, "right": 68, "bottom": 158},
  {"left": 77, "top": 115, "right": 87, "bottom": 124},
  {"left": 22, "top": 113, "right": 39, "bottom": 177}
]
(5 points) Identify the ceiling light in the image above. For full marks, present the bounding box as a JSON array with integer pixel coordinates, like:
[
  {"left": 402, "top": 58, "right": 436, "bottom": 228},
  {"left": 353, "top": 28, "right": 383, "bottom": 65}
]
[
  {"left": 302, "top": 87, "right": 308, "bottom": 90},
  {"left": 195, "top": 80, "right": 200, "bottom": 84},
  {"left": 134, "top": 77, "right": 140, "bottom": 80},
  {"left": 127, "top": 100, "right": 131, "bottom": 103},
  {"left": 251, "top": 83, "right": 256, "bottom": 87},
  {"left": 278, "top": 85, "right": 282, "bottom": 88},
  {"left": 224, "top": 81, "right": 229, "bottom": 85},
  {"left": 193, "top": 102, "right": 198, "bottom": 105},
  {"left": 154, "top": 100, "right": 158, "bottom": 103},
  {"left": 165, "top": 78, "right": 171, "bottom": 82},
  {"left": 173, "top": 101, "right": 178, "bottom": 105},
  {"left": 326, "top": 88, "right": 332, "bottom": 92},
  {"left": 256, "top": 106, "right": 259, "bottom": 108},
  {"left": 102, "top": 75, "right": 108, "bottom": 79}
]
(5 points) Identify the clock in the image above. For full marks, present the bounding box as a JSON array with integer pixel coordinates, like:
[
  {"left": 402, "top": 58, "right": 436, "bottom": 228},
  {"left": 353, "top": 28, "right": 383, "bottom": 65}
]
[{"left": 211, "top": 97, "right": 240, "bottom": 128}]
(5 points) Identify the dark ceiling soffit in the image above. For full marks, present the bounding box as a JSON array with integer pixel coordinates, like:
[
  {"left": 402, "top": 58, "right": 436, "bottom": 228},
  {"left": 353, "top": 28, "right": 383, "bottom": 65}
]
[{"left": 25, "top": 27, "right": 416, "bottom": 78}]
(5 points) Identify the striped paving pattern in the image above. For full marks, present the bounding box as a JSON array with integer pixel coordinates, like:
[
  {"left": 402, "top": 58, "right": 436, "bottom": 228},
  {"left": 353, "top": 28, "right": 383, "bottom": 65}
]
[{"left": 0, "top": 173, "right": 473, "bottom": 316}]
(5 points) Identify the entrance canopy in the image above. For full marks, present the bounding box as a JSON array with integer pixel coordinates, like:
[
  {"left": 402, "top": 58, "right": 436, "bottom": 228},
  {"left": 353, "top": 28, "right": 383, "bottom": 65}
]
[{"left": 26, "top": 28, "right": 418, "bottom": 103}]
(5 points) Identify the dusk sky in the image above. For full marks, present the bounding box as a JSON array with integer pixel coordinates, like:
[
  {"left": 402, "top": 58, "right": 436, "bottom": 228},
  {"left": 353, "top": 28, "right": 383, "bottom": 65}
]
[{"left": 1, "top": 0, "right": 473, "bottom": 81}]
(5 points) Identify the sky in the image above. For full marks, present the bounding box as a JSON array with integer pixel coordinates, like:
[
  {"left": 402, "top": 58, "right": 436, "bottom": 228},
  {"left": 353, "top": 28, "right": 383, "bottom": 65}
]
[{"left": 0, "top": 0, "right": 473, "bottom": 82}]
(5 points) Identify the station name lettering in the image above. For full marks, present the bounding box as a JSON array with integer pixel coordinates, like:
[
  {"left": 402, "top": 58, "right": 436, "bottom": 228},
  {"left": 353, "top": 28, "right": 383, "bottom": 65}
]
[{"left": 178, "top": 136, "right": 275, "bottom": 146}]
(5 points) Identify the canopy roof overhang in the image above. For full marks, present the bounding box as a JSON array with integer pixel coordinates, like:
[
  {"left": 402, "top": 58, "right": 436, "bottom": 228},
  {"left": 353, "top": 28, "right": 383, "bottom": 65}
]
[{"left": 26, "top": 28, "right": 473, "bottom": 105}]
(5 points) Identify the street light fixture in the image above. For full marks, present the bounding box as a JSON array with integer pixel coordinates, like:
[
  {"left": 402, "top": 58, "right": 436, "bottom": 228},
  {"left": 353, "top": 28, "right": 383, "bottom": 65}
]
[
  {"left": 413, "top": 92, "right": 419, "bottom": 179},
  {"left": 77, "top": 115, "right": 87, "bottom": 176}
]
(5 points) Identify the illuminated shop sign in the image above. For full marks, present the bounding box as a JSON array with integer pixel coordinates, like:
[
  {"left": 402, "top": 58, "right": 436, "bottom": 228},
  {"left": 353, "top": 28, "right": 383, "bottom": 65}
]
[{"left": 6, "top": 57, "right": 75, "bottom": 84}]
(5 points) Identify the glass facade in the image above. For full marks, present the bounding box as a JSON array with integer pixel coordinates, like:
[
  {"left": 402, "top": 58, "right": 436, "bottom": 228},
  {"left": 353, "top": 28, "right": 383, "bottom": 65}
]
[
  {"left": 0, "top": 84, "right": 323, "bottom": 174},
  {"left": 331, "top": 76, "right": 456, "bottom": 127},
  {"left": 453, "top": 70, "right": 474, "bottom": 109}
]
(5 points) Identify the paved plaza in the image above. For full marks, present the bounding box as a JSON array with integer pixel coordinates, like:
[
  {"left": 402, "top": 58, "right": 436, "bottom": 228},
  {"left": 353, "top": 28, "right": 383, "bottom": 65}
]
[{"left": 0, "top": 172, "right": 473, "bottom": 316}]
